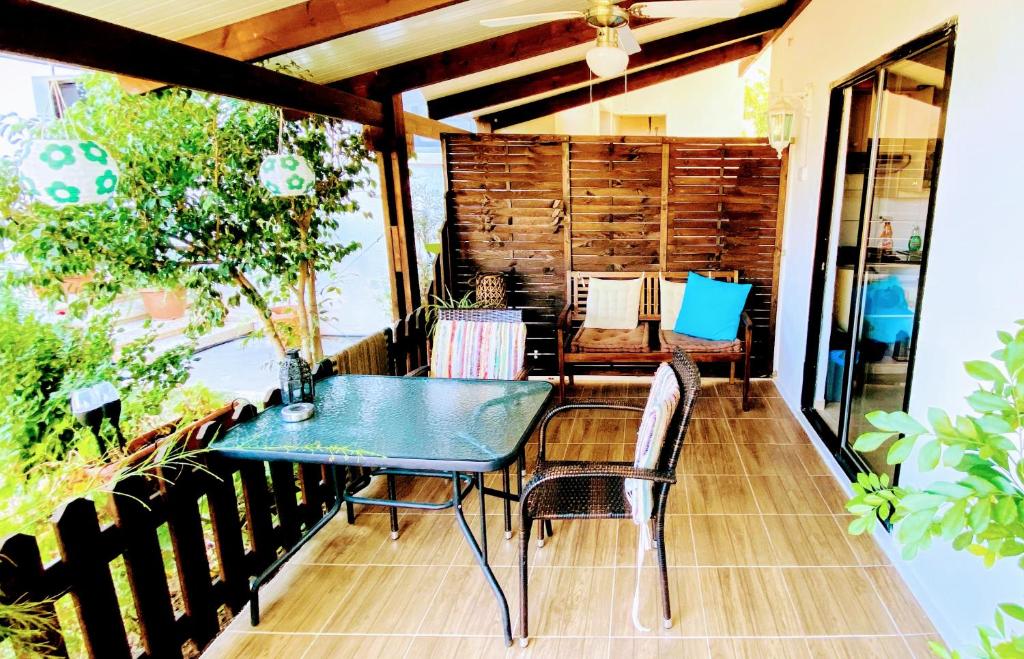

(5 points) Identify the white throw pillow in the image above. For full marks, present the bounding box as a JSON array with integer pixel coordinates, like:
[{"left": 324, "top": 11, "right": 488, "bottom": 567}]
[
  {"left": 659, "top": 277, "right": 686, "bottom": 332},
  {"left": 582, "top": 277, "right": 643, "bottom": 330}
]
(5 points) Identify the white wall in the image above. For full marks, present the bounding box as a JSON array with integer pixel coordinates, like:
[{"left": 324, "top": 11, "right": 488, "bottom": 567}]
[
  {"left": 502, "top": 58, "right": 758, "bottom": 136},
  {"left": 771, "top": 0, "right": 1024, "bottom": 647}
]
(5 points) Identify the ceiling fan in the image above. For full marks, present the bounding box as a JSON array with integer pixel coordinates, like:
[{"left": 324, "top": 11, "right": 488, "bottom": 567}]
[{"left": 480, "top": 0, "right": 743, "bottom": 78}]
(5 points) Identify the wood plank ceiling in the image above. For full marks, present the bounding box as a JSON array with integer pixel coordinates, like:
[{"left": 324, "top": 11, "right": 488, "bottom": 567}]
[{"left": 24, "top": 0, "right": 803, "bottom": 127}]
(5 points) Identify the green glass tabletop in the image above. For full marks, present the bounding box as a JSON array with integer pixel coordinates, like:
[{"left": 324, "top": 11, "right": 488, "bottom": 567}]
[{"left": 212, "top": 375, "right": 553, "bottom": 472}]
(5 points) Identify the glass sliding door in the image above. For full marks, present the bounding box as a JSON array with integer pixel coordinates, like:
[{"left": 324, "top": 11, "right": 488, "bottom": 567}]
[{"left": 802, "top": 28, "right": 954, "bottom": 482}]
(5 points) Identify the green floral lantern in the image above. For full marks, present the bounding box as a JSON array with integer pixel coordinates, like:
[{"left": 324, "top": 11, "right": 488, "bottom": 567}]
[
  {"left": 259, "top": 153, "right": 315, "bottom": 197},
  {"left": 20, "top": 139, "right": 120, "bottom": 206}
]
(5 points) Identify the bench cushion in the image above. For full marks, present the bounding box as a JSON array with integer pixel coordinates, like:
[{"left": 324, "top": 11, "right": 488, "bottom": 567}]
[
  {"left": 659, "top": 329, "right": 742, "bottom": 354},
  {"left": 572, "top": 324, "right": 649, "bottom": 353}
]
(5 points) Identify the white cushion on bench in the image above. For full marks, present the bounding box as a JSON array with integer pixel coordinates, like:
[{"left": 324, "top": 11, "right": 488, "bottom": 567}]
[
  {"left": 582, "top": 276, "right": 643, "bottom": 330},
  {"left": 659, "top": 277, "right": 686, "bottom": 332}
]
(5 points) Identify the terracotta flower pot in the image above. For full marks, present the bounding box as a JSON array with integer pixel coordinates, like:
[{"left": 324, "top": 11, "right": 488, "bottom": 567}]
[{"left": 140, "top": 288, "right": 187, "bottom": 320}]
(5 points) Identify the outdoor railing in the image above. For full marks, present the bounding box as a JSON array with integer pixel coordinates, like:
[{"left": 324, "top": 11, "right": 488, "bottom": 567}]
[{"left": 0, "top": 319, "right": 432, "bottom": 658}]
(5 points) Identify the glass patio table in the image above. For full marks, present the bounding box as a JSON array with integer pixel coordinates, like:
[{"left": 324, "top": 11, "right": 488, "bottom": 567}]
[{"left": 212, "top": 374, "right": 553, "bottom": 646}]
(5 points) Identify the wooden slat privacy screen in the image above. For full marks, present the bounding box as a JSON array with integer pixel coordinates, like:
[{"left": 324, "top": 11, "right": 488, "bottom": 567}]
[{"left": 442, "top": 134, "right": 786, "bottom": 375}]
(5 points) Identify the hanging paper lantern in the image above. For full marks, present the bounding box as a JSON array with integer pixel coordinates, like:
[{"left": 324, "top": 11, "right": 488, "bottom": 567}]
[
  {"left": 20, "top": 139, "right": 120, "bottom": 206},
  {"left": 259, "top": 153, "right": 315, "bottom": 197}
]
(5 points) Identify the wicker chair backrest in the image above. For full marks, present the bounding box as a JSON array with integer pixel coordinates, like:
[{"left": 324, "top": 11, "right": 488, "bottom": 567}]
[
  {"left": 437, "top": 308, "right": 522, "bottom": 323},
  {"left": 660, "top": 348, "right": 702, "bottom": 475}
]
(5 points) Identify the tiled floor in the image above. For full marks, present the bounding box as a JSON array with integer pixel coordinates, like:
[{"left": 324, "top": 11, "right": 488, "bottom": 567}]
[{"left": 204, "top": 377, "right": 940, "bottom": 658}]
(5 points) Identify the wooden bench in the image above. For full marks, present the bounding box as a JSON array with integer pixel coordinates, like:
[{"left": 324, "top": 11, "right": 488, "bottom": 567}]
[{"left": 556, "top": 270, "right": 752, "bottom": 409}]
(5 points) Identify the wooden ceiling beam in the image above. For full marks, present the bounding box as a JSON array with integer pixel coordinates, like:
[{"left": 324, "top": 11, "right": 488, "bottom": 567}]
[
  {"left": 426, "top": 6, "right": 787, "bottom": 119},
  {"left": 480, "top": 36, "right": 765, "bottom": 130},
  {"left": 331, "top": 2, "right": 658, "bottom": 97},
  {"left": 0, "top": 0, "right": 384, "bottom": 126},
  {"left": 178, "top": 0, "right": 472, "bottom": 63}
]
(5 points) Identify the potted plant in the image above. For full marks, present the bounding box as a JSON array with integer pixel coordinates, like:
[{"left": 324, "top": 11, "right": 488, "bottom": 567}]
[
  {"left": 846, "top": 322, "right": 1024, "bottom": 657},
  {"left": 139, "top": 287, "right": 187, "bottom": 320}
]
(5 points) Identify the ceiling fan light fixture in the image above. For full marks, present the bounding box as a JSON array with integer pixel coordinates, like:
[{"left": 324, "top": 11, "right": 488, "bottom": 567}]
[{"left": 587, "top": 28, "right": 629, "bottom": 78}]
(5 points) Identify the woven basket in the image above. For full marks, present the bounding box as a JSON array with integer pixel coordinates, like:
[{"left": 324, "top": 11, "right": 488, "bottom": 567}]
[{"left": 475, "top": 272, "right": 507, "bottom": 308}]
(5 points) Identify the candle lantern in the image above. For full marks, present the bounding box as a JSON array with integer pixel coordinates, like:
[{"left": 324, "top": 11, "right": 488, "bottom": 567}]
[{"left": 279, "top": 348, "right": 315, "bottom": 404}]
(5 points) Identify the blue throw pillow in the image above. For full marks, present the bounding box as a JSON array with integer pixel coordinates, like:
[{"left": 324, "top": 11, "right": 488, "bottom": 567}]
[{"left": 674, "top": 272, "right": 752, "bottom": 341}]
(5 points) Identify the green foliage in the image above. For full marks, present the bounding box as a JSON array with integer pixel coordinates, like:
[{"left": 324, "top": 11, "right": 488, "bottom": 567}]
[
  {"left": 0, "top": 74, "right": 372, "bottom": 359},
  {"left": 0, "top": 595, "right": 59, "bottom": 657},
  {"left": 743, "top": 69, "right": 770, "bottom": 137},
  {"left": 847, "top": 322, "right": 1024, "bottom": 658}
]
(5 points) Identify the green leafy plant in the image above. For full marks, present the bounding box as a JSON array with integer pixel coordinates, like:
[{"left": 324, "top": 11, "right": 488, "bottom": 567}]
[
  {"left": 0, "top": 74, "right": 373, "bottom": 364},
  {"left": 0, "top": 595, "right": 59, "bottom": 657},
  {"left": 847, "top": 322, "right": 1024, "bottom": 658}
]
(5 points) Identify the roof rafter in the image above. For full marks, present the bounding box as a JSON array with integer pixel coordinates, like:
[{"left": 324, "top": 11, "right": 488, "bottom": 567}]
[
  {"left": 179, "top": 0, "right": 473, "bottom": 63},
  {"left": 331, "top": 2, "right": 658, "bottom": 97},
  {"left": 426, "top": 6, "right": 787, "bottom": 119},
  {"left": 480, "top": 36, "right": 765, "bottom": 130},
  {"left": 0, "top": 0, "right": 383, "bottom": 126}
]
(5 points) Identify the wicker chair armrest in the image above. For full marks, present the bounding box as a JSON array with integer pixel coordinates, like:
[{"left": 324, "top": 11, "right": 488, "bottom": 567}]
[
  {"left": 522, "top": 461, "right": 675, "bottom": 503},
  {"left": 538, "top": 400, "right": 644, "bottom": 459}
]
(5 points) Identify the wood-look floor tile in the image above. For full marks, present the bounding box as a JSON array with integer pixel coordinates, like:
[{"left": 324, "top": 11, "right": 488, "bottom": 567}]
[
  {"left": 293, "top": 515, "right": 388, "bottom": 565},
  {"left": 720, "top": 396, "right": 782, "bottom": 419},
  {"left": 532, "top": 518, "right": 620, "bottom": 567},
  {"left": 512, "top": 636, "right": 609, "bottom": 658},
  {"left": 709, "top": 638, "right": 812, "bottom": 658},
  {"left": 608, "top": 638, "right": 710, "bottom": 658},
  {"left": 832, "top": 515, "right": 890, "bottom": 566},
  {"left": 762, "top": 515, "right": 858, "bottom": 566},
  {"left": 536, "top": 416, "right": 574, "bottom": 444},
  {"left": 680, "top": 444, "right": 745, "bottom": 475},
  {"left": 684, "top": 475, "right": 759, "bottom": 514},
  {"left": 615, "top": 515, "right": 696, "bottom": 567},
  {"left": 864, "top": 566, "right": 937, "bottom": 634},
  {"left": 609, "top": 567, "right": 706, "bottom": 637},
  {"left": 803, "top": 636, "right": 913, "bottom": 659},
  {"left": 691, "top": 515, "right": 777, "bottom": 566},
  {"left": 902, "top": 634, "right": 946, "bottom": 658},
  {"left": 545, "top": 443, "right": 632, "bottom": 462},
  {"left": 781, "top": 567, "right": 896, "bottom": 635},
  {"left": 735, "top": 443, "right": 807, "bottom": 477},
  {"left": 712, "top": 379, "right": 780, "bottom": 399},
  {"left": 686, "top": 418, "right": 734, "bottom": 444},
  {"left": 305, "top": 635, "right": 414, "bottom": 658},
  {"left": 568, "top": 417, "right": 627, "bottom": 443},
  {"left": 793, "top": 444, "right": 832, "bottom": 476},
  {"left": 693, "top": 397, "right": 726, "bottom": 419},
  {"left": 322, "top": 565, "right": 446, "bottom": 634},
  {"left": 418, "top": 565, "right": 518, "bottom": 635},
  {"left": 526, "top": 567, "right": 614, "bottom": 637},
  {"left": 202, "top": 632, "right": 314, "bottom": 658},
  {"left": 746, "top": 475, "right": 831, "bottom": 515},
  {"left": 699, "top": 567, "right": 802, "bottom": 636},
  {"left": 810, "top": 474, "right": 853, "bottom": 513},
  {"left": 729, "top": 418, "right": 801, "bottom": 444},
  {"left": 373, "top": 513, "right": 463, "bottom": 565},
  {"left": 233, "top": 565, "right": 362, "bottom": 632}
]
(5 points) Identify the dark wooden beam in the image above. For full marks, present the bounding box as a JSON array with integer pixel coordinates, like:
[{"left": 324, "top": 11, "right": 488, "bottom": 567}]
[
  {"left": 481, "top": 36, "right": 764, "bottom": 130},
  {"left": 176, "top": 0, "right": 472, "bottom": 63},
  {"left": 427, "top": 6, "right": 787, "bottom": 119},
  {"left": 376, "top": 95, "right": 421, "bottom": 318},
  {"left": 332, "top": 2, "right": 658, "bottom": 97},
  {"left": 0, "top": 0, "right": 384, "bottom": 126},
  {"left": 766, "top": 0, "right": 814, "bottom": 46}
]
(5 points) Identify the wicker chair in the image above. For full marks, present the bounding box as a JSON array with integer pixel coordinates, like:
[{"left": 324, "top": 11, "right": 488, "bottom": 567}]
[{"left": 517, "top": 349, "right": 701, "bottom": 646}]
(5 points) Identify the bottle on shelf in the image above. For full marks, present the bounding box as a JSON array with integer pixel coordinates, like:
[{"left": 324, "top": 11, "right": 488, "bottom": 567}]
[
  {"left": 879, "top": 218, "right": 894, "bottom": 254},
  {"left": 907, "top": 225, "right": 922, "bottom": 254}
]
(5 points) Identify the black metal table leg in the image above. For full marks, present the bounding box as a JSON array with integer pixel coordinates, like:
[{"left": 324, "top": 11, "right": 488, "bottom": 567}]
[
  {"left": 477, "top": 472, "right": 489, "bottom": 561},
  {"left": 501, "top": 466, "right": 512, "bottom": 539},
  {"left": 250, "top": 465, "right": 342, "bottom": 626},
  {"left": 453, "top": 471, "right": 512, "bottom": 646},
  {"left": 386, "top": 473, "right": 399, "bottom": 540}
]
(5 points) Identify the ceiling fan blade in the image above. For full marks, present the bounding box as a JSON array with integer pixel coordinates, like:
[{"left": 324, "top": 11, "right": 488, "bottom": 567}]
[
  {"left": 617, "top": 25, "right": 642, "bottom": 55},
  {"left": 631, "top": 1, "right": 743, "bottom": 19},
  {"left": 480, "top": 11, "right": 584, "bottom": 27}
]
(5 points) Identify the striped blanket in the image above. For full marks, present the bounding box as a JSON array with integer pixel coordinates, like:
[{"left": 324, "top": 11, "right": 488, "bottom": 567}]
[{"left": 430, "top": 319, "right": 527, "bottom": 380}]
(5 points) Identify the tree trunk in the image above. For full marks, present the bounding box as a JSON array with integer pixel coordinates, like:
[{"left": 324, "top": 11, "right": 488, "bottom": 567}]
[
  {"left": 306, "top": 264, "right": 324, "bottom": 362},
  {"left": 294, "top": 266, "right": 312, "bottom": 364},
  {"left": 233, "top": 271, "right": 287, "bottom": 359}
]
